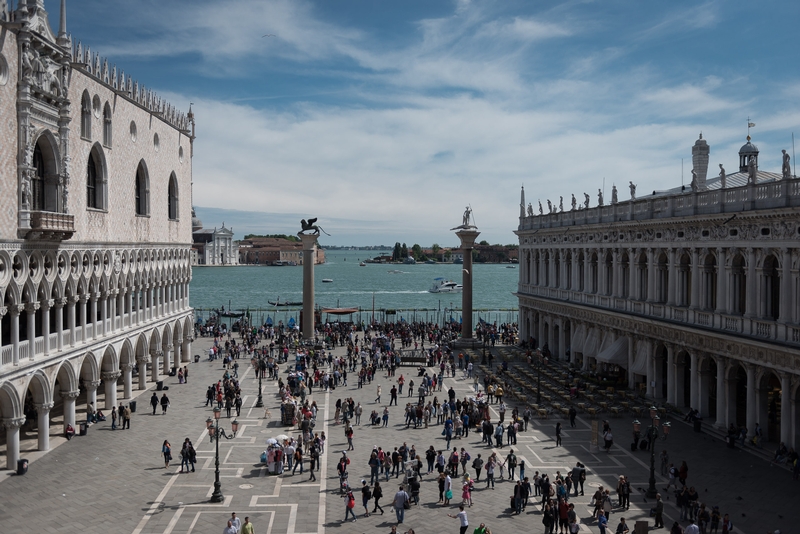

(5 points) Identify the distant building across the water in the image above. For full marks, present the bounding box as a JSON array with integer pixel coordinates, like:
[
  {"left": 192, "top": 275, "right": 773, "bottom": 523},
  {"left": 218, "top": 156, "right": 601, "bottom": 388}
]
[
  {"left": 191, "top": 208, "right": 239, "bottom": 265},
  {"left": 238, "top": 236, "right": 325, "bottom": 266}
]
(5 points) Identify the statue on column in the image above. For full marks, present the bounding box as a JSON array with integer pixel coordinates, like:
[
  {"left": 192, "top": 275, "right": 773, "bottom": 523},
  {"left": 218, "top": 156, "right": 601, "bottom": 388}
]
[
  {"left": 527, "top": 202, "right": 533, "bottom": 216},
  {"left": 298, "top": 217, "right": 330, "bottom": 236},
  {"left": 538, "top": 201, "right": 543, "bottom": 215},
  {"left": 782, "top": 149, "right": 792, "bottom": 179},
  {"left": 747, "top": 156, "right": 757, "bottom": 184},
  {"left": 611, "top": 185, "right": 618, "bottom": 204},
  {"left": 629, "top": 181, "right": 636, "bottom": 200},
  {"left": 571, "top": 194, "right": 576, "bottom": 210},
  {"left": 597, "top": 189, "right": 603, "bottom": 206},
  {"left": 462, "top": 206, "right": 472, "bottom": 227},
  {"left": 559, "top": 196, "right": 563, "bottom": 212},
  {"left": 547, "top": 199, "right": 552, "bottom": 213},
  {"left": 718, "top": 164, "right": 726, "bottom": 189},
  {"left": 690, "top": 169, "right": 698, "bottom": 192},
  {"left": 583, "top": 193, "right": 590, "bottom": 209}
]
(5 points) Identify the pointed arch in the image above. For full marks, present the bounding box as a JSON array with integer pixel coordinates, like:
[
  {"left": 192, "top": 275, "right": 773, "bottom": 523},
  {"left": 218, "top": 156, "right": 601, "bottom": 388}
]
[
  {"left": 135, "top": 160, "right": 150, "bottom": 216},
  {"left": 81, "top": 90, "right": 92, "bottom": 139}
]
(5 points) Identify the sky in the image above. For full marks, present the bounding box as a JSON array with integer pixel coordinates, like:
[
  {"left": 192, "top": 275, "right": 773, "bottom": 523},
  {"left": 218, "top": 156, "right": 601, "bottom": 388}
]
[{"left": 53, "top": 0, "right": 800, "bottom": 246}]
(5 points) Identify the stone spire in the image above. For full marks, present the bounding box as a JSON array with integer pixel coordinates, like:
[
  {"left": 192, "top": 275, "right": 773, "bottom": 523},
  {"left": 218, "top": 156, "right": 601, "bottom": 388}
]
[
  {"left": 691, "top": 132, "right": 709, "bottom": 191},
  {"left": 520, "top": 186, "right": 526, "bottom": 218},
  {"left": 57, "top": 0, "right": 69, "bottom": 47}
]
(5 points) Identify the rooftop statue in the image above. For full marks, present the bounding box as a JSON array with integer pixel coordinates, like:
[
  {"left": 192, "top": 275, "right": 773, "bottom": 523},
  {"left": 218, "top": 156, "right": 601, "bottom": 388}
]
[
  {"left": 559, "top": 196, "right": 564, "bottom": 212},
  {"left": 718, "top": 164, "right": 726, "bottom": 189},
  {"left": 583, "top": 193, "right": 590, "bottom": 209},
  {"left": 597, "top": 188, "right": 603, "bottom": 207},
  {"left": 690, "top": 169, "right": 698, "bottom": 192},
  {"left": 747, "top": 156, "right": 757, "bottom": 184},
  {"left": 611, "top": 185, "right": 618, "bottom": 204},
  {"left": 783, "top": 150, "right": 792, "bottom": 179},
  {"left": 451, "top": 206, "right": 477, "bottom": 230},
  {"left": 571, "top": 194, "right": 577, "bottom": 211},
  {"left": 538, "top": 201, "right": 543, "bottom": 215},
  {"left": 547, "top": 199, "right": 552, "bottom": 213},
  {"left": 629, "top": 181, "right": 636, "bottom": 200},
  {"left": 527, "top": 202, "right": 533, "bottom": 217}
]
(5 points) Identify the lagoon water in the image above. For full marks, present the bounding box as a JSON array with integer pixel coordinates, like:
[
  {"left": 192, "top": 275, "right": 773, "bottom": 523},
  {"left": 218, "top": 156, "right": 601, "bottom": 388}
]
[{"left": 190, "top": 249, "right": 519, "bottom": 324}]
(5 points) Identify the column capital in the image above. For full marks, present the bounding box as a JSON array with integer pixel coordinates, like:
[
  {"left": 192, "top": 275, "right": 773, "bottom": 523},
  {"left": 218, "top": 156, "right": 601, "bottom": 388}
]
[
  {"left": 54, "top": 297, "right": 67, "bottom": 307},
  {"left": 121, "top": 363, "right": 135, "bottom": 372},
  {"left": 3, "top": 417, "right": 27, "bottom": 430},
  {"left": 0, "top": 306, "right": 6, "bottom": 318},
  {"left": 86, "top": 380, "right": 102, "bottom": 390},
  {"left": 150, "top": 349, "right": 163, "bottom": 358},
  {"left": 9, "top": 304, "right": 24, "bottom": 315},
  {"left": 25, "top": 302, "right": 40, "bottom": 313},
  {"left": 68, "top": 295, "right": 80, "bottom": 304},
  {"left": 163, "top": 343, "right": 174, "bottom": 351},
  {"left": 102, "top": 371, "right": 121, "bottom": 382},
  {"left": 78, "top": 294, "right": 89, "bottom": 304},
  {"left": 36, "top": 402, "right": 54, "bottom": 412},
  {"left": 43, "top": 299, "right": 55, "bottom": 309},
  {"left": 60, "top": 390, "right": 81, "bottom": 400},
  {"left": 90, "top": 292, "right": 101, "bottom": 301},
  {"left": 136, "top": 354, "right": 152, "bottom": 364}
]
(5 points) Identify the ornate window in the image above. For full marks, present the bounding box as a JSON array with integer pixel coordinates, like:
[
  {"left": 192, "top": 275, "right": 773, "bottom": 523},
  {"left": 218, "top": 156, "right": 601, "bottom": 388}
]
[
  {"left": 168, "top": 173, "right": 179, "bottom": 220},
  {"left": 135, "top": 160, "right": 150, "bottom": 216},
  {"left": 81, "top": 91, "right": 91, "bottom": 140},
  {"left": 102, "top": 102, "right": 112, "bottom": 147},
  {"left": 32, "top": 144, "right": 45, "bottom": 210},
  {"left": 86, "top": 146, "right": 107, "bottom": 210}
]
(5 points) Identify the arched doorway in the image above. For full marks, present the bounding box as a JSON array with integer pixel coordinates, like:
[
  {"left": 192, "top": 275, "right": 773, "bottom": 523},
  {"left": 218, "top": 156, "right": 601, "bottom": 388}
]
[
  {"left": 727, "top": 364, "right": 747, "bottom": 428},
  {"left": 674, "top": 351, "right": 691, "bottom": 408},
  {"left": 758, "top": 371, "right": 781, "bottom": 443}
]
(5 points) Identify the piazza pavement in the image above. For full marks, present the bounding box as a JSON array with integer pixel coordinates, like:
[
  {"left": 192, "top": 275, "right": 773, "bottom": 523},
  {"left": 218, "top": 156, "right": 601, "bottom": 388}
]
[{"left": 0, "top": 334, "right": 794, "bottom": 534}]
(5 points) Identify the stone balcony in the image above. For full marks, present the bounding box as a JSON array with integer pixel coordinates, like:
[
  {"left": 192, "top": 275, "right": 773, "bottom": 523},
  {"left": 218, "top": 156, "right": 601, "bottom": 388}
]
[{"left": 26, "top": 211, "right": 75, "bottom": 240}]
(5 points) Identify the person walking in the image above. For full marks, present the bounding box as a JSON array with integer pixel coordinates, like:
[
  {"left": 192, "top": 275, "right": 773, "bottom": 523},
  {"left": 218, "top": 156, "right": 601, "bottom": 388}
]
[
  {"left": 568, "top": 406, "right": 577, "bottom": 427},
  {"left": 392, "top": 484, "right": 410, "bottom": 524},
  {"left": 361, "top": 480, "right": 373, "bottom": 517},
  {"left": 150, "top": 392, "right": 159, "bottom": 415},
  {"left": 160, "top": 393, "right": 170, "bottom": 415},
  {"left": 448, "top": 504, "right": 469, "bottom": 534},
  {"left": 654, "top": 493, "right": 665, "bottom": 529},
  {"left": 240, "top": 517, "right": 254, "bottom": 534},
  {"left": 372, "top": 480, "right": 385, "bottom": 514},
  {"left": 376, "top": 385, "right": 382, "bottom": 404},
  {"left": 308, "top": 445, "right": 318, "bottom": 481},
  {"left": 343, "top": 490, "right": 358, "bottom": 522},
  {"left": 111, "top": 406, "right": 117, "bottom": 430},
  {"left": 472, "top": 454, "right": 484, "bottom": 481},
  {"left": 162, "top": 440, "right": 172, "bottom": 468},
  {"left": 229, "top": 513, "right": 241, "bottom": 532},
  {"left": 122, "top": 404, "right": 131, "bottom": 429},
  {"left": 292, "top": 447, "right": 304, "bottom": 475},
  {"left": 555, "top": 422, "right": 562, "bottom": 447}
]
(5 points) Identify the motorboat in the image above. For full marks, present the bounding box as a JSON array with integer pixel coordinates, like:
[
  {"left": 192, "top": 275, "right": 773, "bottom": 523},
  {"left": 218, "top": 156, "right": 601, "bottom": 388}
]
[
  {"left": 453, "top": 258, "right": 463, "bottom": 264},
  {"left": 388, "top": 269, "right": 403, "bottom": 274},
  {"left": 322, "top": 278, "right": 333, "bottom": 283},
  {"left": 429, "top": 278, "right": 463, "bottom": 293},
  {"left": 359, "top": 262, "right": 366, "bottom": 266}
]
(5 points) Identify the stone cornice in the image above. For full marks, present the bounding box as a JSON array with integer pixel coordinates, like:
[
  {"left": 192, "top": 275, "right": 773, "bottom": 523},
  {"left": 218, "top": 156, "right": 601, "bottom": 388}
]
[{"left": 518, "top": 294, "right": 800, "bottom": 373}]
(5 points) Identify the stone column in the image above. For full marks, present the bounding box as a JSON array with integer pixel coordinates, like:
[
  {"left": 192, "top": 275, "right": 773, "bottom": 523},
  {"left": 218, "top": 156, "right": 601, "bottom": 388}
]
[
  {"left": 666, "top": 343, "right": 676, "bottom": 405},
  {"left": 173, "top": 342, "right": 182, "bottom": 367},
  {"left": 60, "top": 390, "right": 80, "bottom": 432},
  {"left": 151, "top": 350, "right": 161, "bottom": 383},
  {"left": 611, "top": 249, "right": 620, "bottom": 297},
  {"left": 182, "top": 336, "right": 192, "bottom": 363},
  {"left": 745, "top": 248, "right": 756, "bottom": 317},
  {"left": 689, "top": 352, "right": 699, "bottom": 410},
  {"left": 745, "top": 363, "right": 756, "bottom": 438},
  {"left": 126, "top": 289, "right": 134, "bottom": 327},
  {"left": 3, "top": 418, "right": 26, "bottom": 470},
  {"left": 55, "top": 298, "right": 65, "bottom": 351},
  {"left": 627, "top": 335, "right": 635, "bottom": 389},
  {"left": 36, "top": 402, "right": 54, "bottom": 451},
  {"left": 780, "top": 372, "right": 792, "bottom": 445},
  {"left": 117, "top": 289, "right": 125, "bottom": 329},
  {"left": 137, "top": 354, "right": 151, "bottom": 390},
  {"left": 666, "top": 248, "right": 676, "bottom": 306},
  {"left": 571, "top": 249, "right": 579, "bottom": 291},
  {"left": 715, "top": 248, "right": 727, "bottom": 315},
  {"left": 25, "top": 302, "right": 39, "bottom": 358},
  {"left": 646, "top": 341, "right": 655, "bottom": 398},
  {"left": 163, "top": 344, "right": 173, "bottom": 375},
  {"left": 90, "top": 293, "right": 100, "bottom": 339},
  {"left": 714, "top": 356, "right": 727, "bottom": 428},
  {"left": 647, "top": 248, "right": 656, "bottom": 302},
  {"left": 67, "top": 296, "right": 77, "bottom": 347},
  {"left": 583, "top": 250, "right": 591, "bottom": 293},
  {"left": 690, "top": 248, "right": 700, "bottom": 308},
  {"left": 456, "top": 228, "right": 480, "bottom": 340},
  {"left": 9, "top": 305, "right": 20, "bottom": 365},
  {"left": 299, "top": 233, "right": 319, "bottom": 340},
  {"left": 42, "top": 299, "right": 53, "bottom": 355},
  {"left": 628, "top": 248, "right": 637, "bottom": 300},
  {"left": 85, "top": 380, "right": 101, "bottom": 418},
  {"left": 780, "top": 248, "right": 792, "bottom": 324},
  {"left": 79, "top": 295, "right": 88, "bottom": 342},
  {"left": 121, "top": 364, "right": 134, "bottom": 399},
  {"left": 539, "top": 252, "right": 546, "bottom": 287},
  {"left": 102, "top": 371, "right": 121, "bottom": 409}
]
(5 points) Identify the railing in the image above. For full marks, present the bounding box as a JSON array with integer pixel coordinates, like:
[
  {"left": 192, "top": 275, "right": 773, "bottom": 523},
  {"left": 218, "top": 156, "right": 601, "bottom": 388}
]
[
  {"left": 34, "top": 336, "right": 44, "bottom": 355},
  {"left": 1, "top": 345, "right": 12, "bottom": 365},
  {"left": 651, "top": 305, "right": 663, "bottom": 317},
  {"left": 724, "top": 316, "right": 740, "bottom": 332},
  {"left": 19, "top": 340, "right": 29, "bottom": 360},
  {"left": 27, "top": 211, "right": 75, "bottom": 240},
  {"left": 793, "top": 328, "right": 800, "bottom": 343},
  {"left": 85, "top": 323, "right": 93, "bottom": 338},
  {"left": 74, "top": 325, "right": 82, "bottom": 342},
  {"left": 755, "top": 321, "right": 772, "bottom": 338},
  {"left": 49, "top": 332, "right": 58, "bottom": 348},
  {"left": 673, "top": 309, "right": 685, "bottom": 322},
  {"left": 697, "top": 312, "right": 711, "bottom": 326}
]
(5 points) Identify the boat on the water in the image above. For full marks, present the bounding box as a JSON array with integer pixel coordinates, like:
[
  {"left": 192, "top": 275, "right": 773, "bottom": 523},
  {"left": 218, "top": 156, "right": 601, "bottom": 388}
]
[
  {"left": 268, "top": 300, "right": 303, "bottom": 306},
  {"left": 453, "top": 258, "right": 463, "bottom": 264},
  {"left": 388, "top": 269, "right": 403, "bottom": 274},
  {"left": 322, "top": 278, "right": 333, "bottom": 283},
  {"left": 428, "top": 278, "right": 463, "bottom": 293},
  {"left": 506, "top": 265, "right": 516, "bottom": 269},
  {"left": 359, "top": 262, "right": 366, "bottom": 266},
  {"left": 425, "top": 259, "right": 436, "bottom": 264}
]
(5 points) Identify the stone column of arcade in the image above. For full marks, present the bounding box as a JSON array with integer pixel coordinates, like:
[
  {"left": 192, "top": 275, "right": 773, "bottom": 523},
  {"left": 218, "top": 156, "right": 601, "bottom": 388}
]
[{"left": 299, "top": 233, "right": 319, "bottom": 340}]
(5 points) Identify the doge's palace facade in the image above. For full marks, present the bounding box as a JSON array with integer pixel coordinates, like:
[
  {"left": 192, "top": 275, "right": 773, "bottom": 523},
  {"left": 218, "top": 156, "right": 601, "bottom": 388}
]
[
  {"left": 517, "top": 133, "right": 800, "bottom": 449},
  {"left": 0, "top": 1, "right": 194, "bottom": 469}
]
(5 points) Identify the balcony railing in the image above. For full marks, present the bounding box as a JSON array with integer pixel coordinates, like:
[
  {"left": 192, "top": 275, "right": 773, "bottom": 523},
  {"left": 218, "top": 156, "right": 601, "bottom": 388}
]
[{"left": 27, "top": 211, "right": 75, "bottom": 240}]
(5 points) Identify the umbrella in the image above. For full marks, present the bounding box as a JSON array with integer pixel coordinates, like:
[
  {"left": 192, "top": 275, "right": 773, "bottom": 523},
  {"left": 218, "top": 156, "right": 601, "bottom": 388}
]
[
  {"left": 275, "top": 434, "right": 289, "bottom": 442},
  {"left": 266, "top": 438, "right": 278, "bottom": 445}
]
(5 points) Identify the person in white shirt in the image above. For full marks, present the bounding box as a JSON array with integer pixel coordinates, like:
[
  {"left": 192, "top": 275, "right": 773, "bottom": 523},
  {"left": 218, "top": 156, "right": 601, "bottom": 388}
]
[
  {"left": 684, "top": 519, "right": 700, "bottom": 534},
  {"left": 229, "top": 512, "right": 241, "bottom": 532},
  {"left": 448, "top": 504, "right": 469, "bottom": 534},
  {"left": 222, "top": 520, "right": 238, "bottom": 534}
]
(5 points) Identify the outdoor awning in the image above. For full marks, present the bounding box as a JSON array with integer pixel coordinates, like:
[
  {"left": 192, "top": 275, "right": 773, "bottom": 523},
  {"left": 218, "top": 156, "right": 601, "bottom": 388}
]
[
  {"left": 321, "top": 308, "right": 359, "bottom": 315},
  {"left": 582, "top": 327, "right": 600, "bottom": 356},
  {"left": 595, "top": 335, "right": 628, "bottom": 366},
  {"left": 629, "top": 340, "right": 650, "bottom": 376},
  {"left": 571, "top": 324, "right": 586, "bottom": 354}
]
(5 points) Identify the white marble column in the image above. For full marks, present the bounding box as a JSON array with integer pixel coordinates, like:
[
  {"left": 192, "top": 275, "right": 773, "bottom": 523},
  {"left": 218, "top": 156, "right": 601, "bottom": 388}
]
[
  {"left": 647, "top": 248, "right": 656, "bottom": 302},
  {"left": 666, "top": 248, "right": 676, "bottom": 306},
  {"left": 42, "top": 299, "right": 53, "bottom": 355},
  {"left": 628, "top": 248, "right": 637, "bottom": 300},
  {"left": 611, "top": 249, "right": 620, "bottom": 297},
  {"left": 102, "top": 371, "right": 121, "bottom": 409},
  {"left": 67, "top": 296, "right": 77, "bottom": 347},
  {"left": 182, "top": 336, "right": 192, "bottom": 363},
  {"left": 690, "top": 248, "right": 700, "bottom": 308},
  {"left": 715, "top": 248, "right": 727, "bottom": 315},
  {"left": 666, "top": 343, "right": 676, "bottom": 405},
  {"left": 54, "top": 298, "right": 65, "bottom": 351},
  {"left": 79, "top": 295, "right": 88, "bottom": 342},
  {"left": 163, "top": 344, "right": 173, "bottom": 374},
  {"left": 3, "top": 418, "right": 26, "bottom": 470},
  {"left": 121, "top": 364, "right": 134, "bottom": 399},
  {"left": 151, "top": 350, "right": 161, "bottom": 383},
  {"left": 85, "top": 380, "right": 100, "bottom": 416},
  {"left": 571, "top": 250, "right": 579, "bottom": 291},
  {"left": 60, "top": 390, "right": 79, "bottom": 432},
  {"left": 9, "top": 305, "right": 20, "bottom": 365},
  {"left": 36, "top": 402, "right": 54, "bottom": 451},
  {"left": 137, "top": 354, "right": 151, "bottom": 390},
  {"left": 781, "top": 372, "right": 792, "bottom": 445},
  {"left": 25, "top": 302, "right": 39, "bottom": 358},
  {"left": 745, "top": 248, "right": 756, "bottom": 318},
  {"left": 780, "top": 248, "right": 792, "bottom": 324},
  {"left": 714, "top": 356, "right": 727, "bottom": 428},
  {"left": 689, "top": 352, "right": 699, "bottom": 410},
  {"left": 745, "top": 364, "right": 756, "bottom": 438}
]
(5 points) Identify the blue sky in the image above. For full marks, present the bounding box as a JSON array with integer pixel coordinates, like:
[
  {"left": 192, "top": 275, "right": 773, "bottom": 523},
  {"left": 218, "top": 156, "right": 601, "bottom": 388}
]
[{"left": 55, "top": 0, "right": 800, "bottom": 246}]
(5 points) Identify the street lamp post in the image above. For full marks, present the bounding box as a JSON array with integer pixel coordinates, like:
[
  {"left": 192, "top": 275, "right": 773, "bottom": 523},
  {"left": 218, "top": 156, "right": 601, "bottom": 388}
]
[
  {"left": 255, "top": 353, "right": 264, "bottom": 408},
  {"left": 206, "top": 407, "right": 239, "bottom": 503},
  {"left": 633, "top": 406, "right": 671, "bottom": 499}
]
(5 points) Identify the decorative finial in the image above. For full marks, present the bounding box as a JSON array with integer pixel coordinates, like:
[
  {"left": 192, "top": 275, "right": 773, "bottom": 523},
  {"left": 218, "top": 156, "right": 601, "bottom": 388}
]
[{"left": 699, "top": 132, "right": 702, "bottom": 139}]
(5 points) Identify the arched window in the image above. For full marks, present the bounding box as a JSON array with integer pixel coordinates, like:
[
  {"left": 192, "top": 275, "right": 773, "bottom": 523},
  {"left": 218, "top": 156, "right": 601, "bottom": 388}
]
[
  {"left": 81, "top": 91, "right": 91, "bottom": 140},
  {"left": 135, "top": 161, "right": 149, "bottom": 216},
  {"left": 86, "top": 146, "right": 106, "bottom": 210},
  {"left": 102, "top": 102, "right": 112, "bottom": 147},
  {"left": 168, "top": 173, "right": 179, "bottom": 220},
  {"left": 32, "top": 144, "right": 45, "bottom": 210}
]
